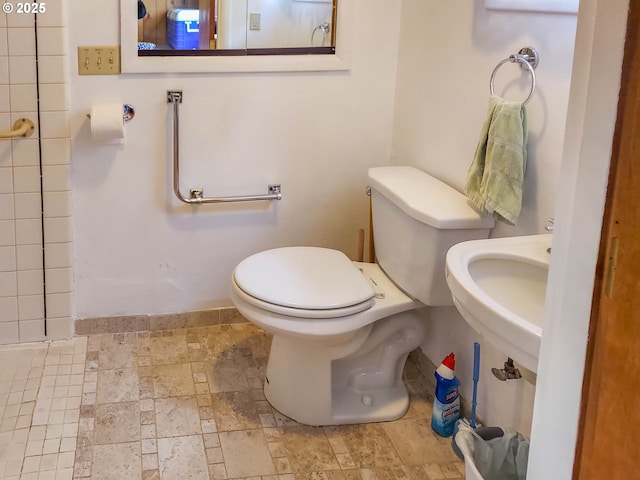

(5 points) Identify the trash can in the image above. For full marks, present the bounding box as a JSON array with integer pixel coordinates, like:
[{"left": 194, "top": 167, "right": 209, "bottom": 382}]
[{"left": 454, "top": 423, "right": 530, "bottom": 480}]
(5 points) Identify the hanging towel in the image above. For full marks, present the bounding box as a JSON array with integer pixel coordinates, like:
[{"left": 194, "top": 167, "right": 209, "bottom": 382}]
[{"left": 465, "top": 95, "right": 528, "bottom": 225}]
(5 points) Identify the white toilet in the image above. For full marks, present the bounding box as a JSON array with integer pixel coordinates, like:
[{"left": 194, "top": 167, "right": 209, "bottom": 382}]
[{"left": 230, "top": 166, "right": 494, "bottom": 426}]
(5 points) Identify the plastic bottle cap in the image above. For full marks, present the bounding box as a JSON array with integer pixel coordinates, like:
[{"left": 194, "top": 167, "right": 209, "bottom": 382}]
[
  {"left": 442, "top": 352, "right": 455, "bottom": 371},
  {"left": 436, "top": 352, "right": 456, "bottom": 379}
]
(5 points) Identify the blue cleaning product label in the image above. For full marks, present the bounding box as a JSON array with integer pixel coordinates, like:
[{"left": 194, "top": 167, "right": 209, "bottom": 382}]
[{"left": 431, "top": 371, "right": 461, "bottom": 437}]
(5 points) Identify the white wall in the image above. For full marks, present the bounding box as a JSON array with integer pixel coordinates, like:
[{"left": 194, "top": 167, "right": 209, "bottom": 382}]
[
  {"left": 529, "top": 0, "right": 628, "bottom": 477},
  {"left": 392, "top": 1, "right": 577, "bottom": 436},
  {"left": 68, "top": 0, "right": 402, "bottom": 318},
  {"left": 393, "top": 1, "right": 576, "bottom": 237}
]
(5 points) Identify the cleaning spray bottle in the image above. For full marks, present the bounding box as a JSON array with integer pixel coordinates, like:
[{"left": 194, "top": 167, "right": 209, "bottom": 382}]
[{"left": 431, "top": 352, "right": 461, "bottom": 437}]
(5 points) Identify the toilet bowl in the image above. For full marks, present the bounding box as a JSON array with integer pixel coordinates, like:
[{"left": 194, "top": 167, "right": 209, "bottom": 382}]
[
  {"left": 230, "top": 166, "right": 495, "bottom": 426},
  {"left": 231, "top": 251, "right": 427, "bottom": 425}
]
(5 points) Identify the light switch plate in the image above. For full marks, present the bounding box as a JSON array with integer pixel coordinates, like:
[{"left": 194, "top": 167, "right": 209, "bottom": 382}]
[
  {"left": 249, "top": 13, "right": 261, "bottom": 30},
  {"left": 77, "top": 46, "right": 121, "bottom": 75}
]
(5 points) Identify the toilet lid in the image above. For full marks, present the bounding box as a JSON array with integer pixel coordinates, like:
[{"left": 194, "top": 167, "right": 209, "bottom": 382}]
[{"left": 233, "top": 247, "right": 375, "bottom": 310}]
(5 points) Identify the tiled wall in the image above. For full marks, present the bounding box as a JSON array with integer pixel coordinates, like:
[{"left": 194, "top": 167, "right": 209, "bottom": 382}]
[{"left": 0, "top": 3, "right": 72, "bottom": 344}]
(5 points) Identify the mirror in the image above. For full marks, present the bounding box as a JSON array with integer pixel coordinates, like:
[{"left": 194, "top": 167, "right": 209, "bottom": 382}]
[
  {"left": 137, "top": 0, "right": 336, "bottom": 54},
  {"left": 121, "top": 0, "right": 353, "bottom": 73}
]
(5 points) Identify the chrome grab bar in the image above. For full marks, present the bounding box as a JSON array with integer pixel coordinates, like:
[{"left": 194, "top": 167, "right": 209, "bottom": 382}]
[
  {"left": 0, "top": 118, "right": 35, "bottom": 139},
  {"left": 167, "top": 90, "right": 282, "bottom": 205}
]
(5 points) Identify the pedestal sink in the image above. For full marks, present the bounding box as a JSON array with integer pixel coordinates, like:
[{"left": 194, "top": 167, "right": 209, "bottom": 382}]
[{"left": 445, "top": 234, "right": 552, "bottom": 372}]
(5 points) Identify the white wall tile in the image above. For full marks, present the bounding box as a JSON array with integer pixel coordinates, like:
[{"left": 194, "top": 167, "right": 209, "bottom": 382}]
[
  {"left": 1, "top": 8, "right": 70, "bottom": 344},
  {"left": 45, "top": 292, "right": 70, "bottom": 318},
  {"left": 0, "top": 296, "right": 18, "bottom": 322},
  {"left": 7, "top": 13, "right": 35, "bottom": 28},
  {"left": 0, "top": 111, "right": 11, "bottom": 132},
  {"left": 0, "top": 138, "right": 10, "bottom": 166},
  {"left": 44, "top": 267, "right": 71, "bottom": 294},
  {"left": 11, "top": 138, "right": 39, "bottom": 166},
  {"left": 0, "top": 84, "right": 9, "bottom": 112},
  {"left": 0, "top": 56, "right": 8, "bottom": 84},
  {"left": 18, "top": 319, "right": 45, "bottom": 342},
  {"left": 17, "top": 268, "right": 43, "bottom": 295},
  {"left": 0, "top": 322, "right": 19, "bottom": 344},
  {"left": 43, "top": 191, "right": 70, "bottom": 217},
  {"left": 44, "top": 317, "right": 72, "bottom": 340},
  {"left": 13, "top": 165, "right": 40, "bottom": 192},
  {"left": 43, "top": 217, "right": 71, "bottom": 243},
  {"left": 8, "top": 55, "right": 36, "bottom": 84},
  {"left": 0, "top": 193, "right": 14, "bottom": 219},
  {"left": 9, "top": 83, "right": 37, "bottom": 111},
  {"left": 37, "top": 1, "right": 66, "bottom": 28},
  {"left": 41, "top": 138, "right": 70, "bottom": 165},
  {"left": 44, "top": 242, "right": 72, "bottom": 269},
  {"left": 15, "top": 218, "right": 42, "bottom": 244},
  {"left": 0, "top": 270, "right": 17, "bottom": 296},
  {"left": 7, "top": 28, "right": 36, "bottom": 56},
  {"left": 0, "top": 245, "right": 16, "bottom": 271},
  {"left": 42, "top": 165, "right": 70, "bottom": 191},
  {"left": 38, "top": 83, "right": 69, "bottom": 111},
  {"left": 0, "top": 219, "right": 15, "bottom": 245},
  {"left": 17, "top": 294, "right": 44, "bottom": 320},
  {"left": 35, "top": 27, "right": 66, "bottom": 56},
  {"left": 14, "top": 192, "right": 41, "bottom": 218},
  {"left": 0, "top": 167, "right": 13, "bottom": 192},
  {"left": 16, "top": 243, "right": 42, "bottom": 270},
  {"left": 39, "top": 111, "right": 68, "bottom": 138},
  {"left": 0, "top": 29, "right": 8, "bottom": 56},
  {"left": 36, "top": 56, "right": 68, "bottom": 84}
]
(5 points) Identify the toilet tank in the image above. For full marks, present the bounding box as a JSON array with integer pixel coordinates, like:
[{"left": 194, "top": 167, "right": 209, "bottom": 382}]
[{"left": 368, "top": 166, "right": 494, "bottom": 306}]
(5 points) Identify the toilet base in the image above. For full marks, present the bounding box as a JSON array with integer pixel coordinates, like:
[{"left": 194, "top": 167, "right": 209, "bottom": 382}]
[
  {"left": 329, "top": 383, "right": 410, "bottom": 425},
  {"left": 263, "top": 309, "right": 427, "bottom": 426}
]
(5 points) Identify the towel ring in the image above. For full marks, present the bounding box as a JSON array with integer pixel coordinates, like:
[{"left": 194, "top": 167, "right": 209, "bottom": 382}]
[{"left": 489, "top": 49, "right": 538, "bottom": 106}]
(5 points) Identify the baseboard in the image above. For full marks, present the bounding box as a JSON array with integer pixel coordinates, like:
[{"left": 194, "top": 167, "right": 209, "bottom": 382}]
[{"left": 75, "top": 307, "right": 247, "bottom": 335}]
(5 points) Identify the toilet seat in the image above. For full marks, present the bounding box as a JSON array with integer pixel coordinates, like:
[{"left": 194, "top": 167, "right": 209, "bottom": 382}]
[{"left": 232, "top": 247, "right": 376, "bottom": 319}]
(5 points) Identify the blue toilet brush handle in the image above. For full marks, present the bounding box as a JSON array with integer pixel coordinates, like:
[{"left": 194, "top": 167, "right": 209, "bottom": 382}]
[{"left": 470, "top": 342, "right": 480, "bottom": 428}]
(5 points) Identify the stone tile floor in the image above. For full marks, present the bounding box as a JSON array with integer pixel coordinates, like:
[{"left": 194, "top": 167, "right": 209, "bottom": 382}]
[
  {"left": 0, "top": 337, "right": 86, "bottom": 480},
  {"left": 1, "top": 323, "right": 465, "bottom": 480}
]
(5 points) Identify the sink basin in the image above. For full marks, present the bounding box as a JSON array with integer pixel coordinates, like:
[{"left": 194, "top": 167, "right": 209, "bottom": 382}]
[{"left": 445, "top": 234, "right": 552, "bottom": 372}]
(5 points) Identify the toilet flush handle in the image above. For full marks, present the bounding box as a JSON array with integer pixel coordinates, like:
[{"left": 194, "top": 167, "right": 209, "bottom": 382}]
[{"left": 367, "top": 277, "right": 385, "bottom": 299}]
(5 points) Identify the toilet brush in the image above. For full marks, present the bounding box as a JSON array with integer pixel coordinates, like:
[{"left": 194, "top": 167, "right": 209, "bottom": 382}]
[
  {"left": 470, "top": 342, "right": 480, "bottom": 428},
  {"left": 452, "top": 342, "right": 504, "bottom": 460}
]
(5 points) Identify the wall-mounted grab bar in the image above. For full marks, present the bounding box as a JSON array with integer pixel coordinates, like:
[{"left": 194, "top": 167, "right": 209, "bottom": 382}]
[
  {"left": 167, "top": 90, "right": 282, "bottom": 205},
  {"left": 0, "top": 118, "right": 34, "bottom": 139}
]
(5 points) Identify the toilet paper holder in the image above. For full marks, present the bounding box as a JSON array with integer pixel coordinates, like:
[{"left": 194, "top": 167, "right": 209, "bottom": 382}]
[{"left": 86, "top": 104, "right": 135, "bottom": 121}]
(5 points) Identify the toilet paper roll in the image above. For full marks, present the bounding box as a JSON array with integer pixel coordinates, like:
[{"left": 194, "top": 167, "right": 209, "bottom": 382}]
[{"left": 90, "top": 104, "right": 125, "bottom": 143}]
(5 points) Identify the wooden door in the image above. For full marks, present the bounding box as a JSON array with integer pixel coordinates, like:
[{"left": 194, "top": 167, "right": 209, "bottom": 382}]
[
  {"left": 573, "top": 2, "right": 640, "bottom": 478},
  {"left": 198, "top": 0, "right": 216, "bottom": 49}
]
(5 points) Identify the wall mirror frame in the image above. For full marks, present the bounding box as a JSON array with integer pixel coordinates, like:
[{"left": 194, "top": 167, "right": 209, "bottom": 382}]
[
  {"left": 120, "top": 0, "right": 354, "bottom": 73},
  {"left": 484, "top": 0, "right": 578, "bottom": 14}
]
